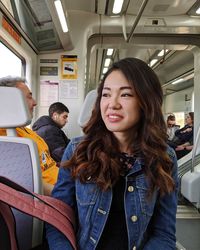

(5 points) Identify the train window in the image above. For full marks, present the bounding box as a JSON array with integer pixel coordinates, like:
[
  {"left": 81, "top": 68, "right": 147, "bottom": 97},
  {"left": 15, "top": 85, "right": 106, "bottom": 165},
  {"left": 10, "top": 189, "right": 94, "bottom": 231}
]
[
  {"left": 1, "top": 0, "right": 62, "bottom": 51},
  {"left": 173, "top": 112, "right": 185, "bottom": 128},
  {"left": 0, "top": 42, "right": 22, "bottom": 77}
]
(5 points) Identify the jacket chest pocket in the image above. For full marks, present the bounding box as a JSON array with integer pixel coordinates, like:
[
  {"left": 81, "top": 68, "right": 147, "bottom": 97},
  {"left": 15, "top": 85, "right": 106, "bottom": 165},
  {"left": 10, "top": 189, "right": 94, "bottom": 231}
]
[
  {"left": 135, "top": 175, "right": 157, "bottom": 217},
  {"left": 76, "top": 181, "right": 99, "bottom": 206}
]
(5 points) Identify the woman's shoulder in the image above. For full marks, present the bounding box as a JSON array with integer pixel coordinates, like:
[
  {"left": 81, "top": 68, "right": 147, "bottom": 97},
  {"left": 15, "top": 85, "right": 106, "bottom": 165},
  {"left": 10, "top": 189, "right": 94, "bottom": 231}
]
[
  {"left": 66, "top": 136, "right": 85, "bottom": 151},
  {"left": 70, "top": 136, "right": 84, "bottom": 145},
  {"left": 62, "top": 136, "right": 85, "bottom": 161}
]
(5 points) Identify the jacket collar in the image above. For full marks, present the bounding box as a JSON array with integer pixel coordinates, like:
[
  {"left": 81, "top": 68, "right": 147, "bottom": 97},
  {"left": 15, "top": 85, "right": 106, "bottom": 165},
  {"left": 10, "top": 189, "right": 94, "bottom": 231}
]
[{"left": 126, "top": 157, "right": 144, "bottom": 176}]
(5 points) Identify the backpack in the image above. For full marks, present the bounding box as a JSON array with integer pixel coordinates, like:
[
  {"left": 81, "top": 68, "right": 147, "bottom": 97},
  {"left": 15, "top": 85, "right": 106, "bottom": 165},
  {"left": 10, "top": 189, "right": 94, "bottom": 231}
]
[{"left": 0, "top": 176, "right": 77, "bottom": 250}]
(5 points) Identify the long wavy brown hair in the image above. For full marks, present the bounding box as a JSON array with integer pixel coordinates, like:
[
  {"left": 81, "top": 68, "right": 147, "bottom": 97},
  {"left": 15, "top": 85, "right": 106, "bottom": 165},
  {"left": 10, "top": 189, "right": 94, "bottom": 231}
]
[{"left": 63, "top": 57, "right": 175, "bottom": 196}]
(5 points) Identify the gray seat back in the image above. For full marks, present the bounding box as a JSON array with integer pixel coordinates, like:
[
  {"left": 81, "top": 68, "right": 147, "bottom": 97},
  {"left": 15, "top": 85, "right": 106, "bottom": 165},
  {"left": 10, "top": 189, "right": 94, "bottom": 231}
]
[
  {"left": 180, "top": 124, "right": 200, "bottom": 206},
  {"left": 0, "top": 87, "right": 43, "bottom": 249},
  {"left": 78, "top": 89, "right": 97, "bottom": 128}
]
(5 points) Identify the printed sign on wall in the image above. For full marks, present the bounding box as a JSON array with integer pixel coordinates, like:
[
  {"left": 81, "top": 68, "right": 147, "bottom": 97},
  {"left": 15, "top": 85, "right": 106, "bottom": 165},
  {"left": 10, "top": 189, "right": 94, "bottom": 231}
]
[
  {"left": 40, "top": 80, "right": 59, "bottom": 106},
  {"left": 40, "top": 66, "right": 58, "bottom": 76},
  {"left": 59, "top": 80, "right": 78, "bottom": 99},
  {"left": 61, "top": 55, "right": 77, "bottom": 79}
]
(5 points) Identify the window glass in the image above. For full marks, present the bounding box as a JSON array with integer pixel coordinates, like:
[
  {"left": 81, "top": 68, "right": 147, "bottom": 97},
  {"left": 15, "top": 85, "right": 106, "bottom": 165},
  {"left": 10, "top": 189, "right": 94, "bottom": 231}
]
[
  {"left": 173, "top": 112, "right": 185, "bottom": 128},
  {"left": 0, "top": 42, "right": 22, "bottom": 77}
]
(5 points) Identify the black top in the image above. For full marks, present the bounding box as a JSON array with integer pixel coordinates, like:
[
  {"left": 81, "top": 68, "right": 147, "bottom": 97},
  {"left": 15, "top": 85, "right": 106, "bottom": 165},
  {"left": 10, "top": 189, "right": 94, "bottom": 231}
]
[
  {"left": 96, "top": 154, "right": 136, "bottom": 250},
  {"left": 175, "top": 124, "right": 193, "bottom": 144}
]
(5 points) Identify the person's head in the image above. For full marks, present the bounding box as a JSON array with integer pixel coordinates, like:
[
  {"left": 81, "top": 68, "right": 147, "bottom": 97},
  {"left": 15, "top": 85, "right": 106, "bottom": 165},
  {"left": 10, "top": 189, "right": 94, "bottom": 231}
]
[
  {"left": 66, "top": 57, "right": 174, "bottom": 195},
  {"left": 0, "top": 76, "right": 37, "bottom": 117},
  {"left": 84, "top": 57, "right": 165, "bottom": 143},
  {"left": 167, "top": 115, "right": 176, "bottom": 128},
  {"left": 49, "top": 102, "right": 69, "bottom": 128},
  {"left": 185, "top": 111, "right": 194, "bottom": 126}
]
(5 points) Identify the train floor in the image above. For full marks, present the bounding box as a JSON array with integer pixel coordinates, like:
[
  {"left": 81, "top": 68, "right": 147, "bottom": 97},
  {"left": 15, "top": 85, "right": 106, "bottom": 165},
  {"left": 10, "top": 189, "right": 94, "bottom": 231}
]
[{"left": 176, "top": 204, "right": 200, "bottom": 250}]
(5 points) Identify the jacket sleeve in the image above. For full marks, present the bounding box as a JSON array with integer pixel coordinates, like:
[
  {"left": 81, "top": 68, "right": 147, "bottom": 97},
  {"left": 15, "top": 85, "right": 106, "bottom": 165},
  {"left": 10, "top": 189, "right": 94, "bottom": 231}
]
[
  {"left": 143, "top": 149, "right": 179, "bottom": 250},
  {"left": 174, "top": 125, "right": 191, "bottom": 138},
  {"left": 37, "top": 126, "right": 70, "bottom": 162},
  {"left": 46, "top": 141, "right": 76, "bottom": 250},
  {"left": 174, "top": 125, "right": 193, "bottom": 145},
  {"left": 52, "top": 139, "right": 70, "bottom": 162}
]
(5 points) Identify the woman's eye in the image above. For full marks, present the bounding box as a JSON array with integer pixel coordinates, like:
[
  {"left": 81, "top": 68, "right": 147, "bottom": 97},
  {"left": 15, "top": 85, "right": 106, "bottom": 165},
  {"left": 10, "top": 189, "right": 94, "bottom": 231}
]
[
  {"left": 121, "top": 93, "right": 132, "bottom": 97},
  {"left": 102, "top": 93, "right": 110, "bottom": 97}
]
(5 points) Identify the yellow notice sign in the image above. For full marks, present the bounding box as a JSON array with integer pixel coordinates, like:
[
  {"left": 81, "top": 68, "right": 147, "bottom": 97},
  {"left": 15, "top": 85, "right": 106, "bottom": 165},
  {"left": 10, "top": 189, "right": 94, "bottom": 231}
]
[{"left": 61, "top": 55, "right": 77, "bottom": 79}]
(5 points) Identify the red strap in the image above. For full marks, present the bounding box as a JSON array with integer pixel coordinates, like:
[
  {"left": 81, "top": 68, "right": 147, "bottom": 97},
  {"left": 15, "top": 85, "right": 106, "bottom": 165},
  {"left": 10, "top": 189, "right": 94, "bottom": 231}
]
[
  {"left": 35, "top": 194, "right": 76, "bottom": 229},
  {"left": 0, "top": 202, "right": 18, "bottom": 250},
  {"left": 0, "top": 176, "right": 75, "bottom": 229},
  {"left": 0, "top": 177, "right": 77, "bottom": 250}
]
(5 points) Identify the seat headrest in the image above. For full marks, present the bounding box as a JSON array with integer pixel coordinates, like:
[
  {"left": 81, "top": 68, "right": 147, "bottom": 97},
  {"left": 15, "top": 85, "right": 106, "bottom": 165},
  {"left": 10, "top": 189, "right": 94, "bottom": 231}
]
[
  {"left": 78, "top": 89, "right": 97, "bottom": 128},
  {"left": 0, "top": 87, "right": 32, "bottom": 128}
]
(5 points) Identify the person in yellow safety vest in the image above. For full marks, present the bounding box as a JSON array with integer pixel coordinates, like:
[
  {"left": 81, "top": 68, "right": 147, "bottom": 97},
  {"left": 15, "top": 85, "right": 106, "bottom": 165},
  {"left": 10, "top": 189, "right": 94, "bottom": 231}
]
[{"left": 0, "top": 76, "right": 59, "bottom": 195}]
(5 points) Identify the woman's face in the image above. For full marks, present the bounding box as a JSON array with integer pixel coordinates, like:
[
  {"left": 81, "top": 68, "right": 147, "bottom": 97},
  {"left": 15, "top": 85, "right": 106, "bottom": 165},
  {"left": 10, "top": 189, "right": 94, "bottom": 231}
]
[
  {"left": 100, "top": 70, "right": 141, "bottom": 138},
  {"left": 185, "top": 114, "right": 193, "bottom": 126}
]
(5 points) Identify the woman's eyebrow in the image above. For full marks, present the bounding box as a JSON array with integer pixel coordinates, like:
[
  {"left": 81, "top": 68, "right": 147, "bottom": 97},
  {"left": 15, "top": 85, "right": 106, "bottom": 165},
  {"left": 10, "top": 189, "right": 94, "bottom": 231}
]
[
  {"left": 120, "top": 86, "right": 132, "bottom": 90},
  {"left": 103, "top": 86, "right": 132, "bottom": 90}
]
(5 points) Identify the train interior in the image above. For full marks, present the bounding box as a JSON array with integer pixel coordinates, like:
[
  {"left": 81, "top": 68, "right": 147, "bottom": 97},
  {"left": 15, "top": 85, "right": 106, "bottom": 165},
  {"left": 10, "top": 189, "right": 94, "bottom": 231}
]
[{"left": 1, "top": 0, "right": 200, "bottom": 249}]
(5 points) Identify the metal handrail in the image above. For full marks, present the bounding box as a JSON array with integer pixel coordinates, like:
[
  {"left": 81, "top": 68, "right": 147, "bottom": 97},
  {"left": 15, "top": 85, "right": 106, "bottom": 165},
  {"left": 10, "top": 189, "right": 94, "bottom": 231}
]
[
  {"left": 191, "top": 125, "right": 200, "bottom": 172},
  {"left": 126, "top": 0, "right": 149, "bottom": 43}
]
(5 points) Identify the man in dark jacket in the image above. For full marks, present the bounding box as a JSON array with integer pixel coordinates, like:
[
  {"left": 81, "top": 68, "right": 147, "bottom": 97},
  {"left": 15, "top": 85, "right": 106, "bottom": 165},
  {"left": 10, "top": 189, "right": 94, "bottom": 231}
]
[{"left": 33, "top": 102, "right": 70, "bottom": 163}]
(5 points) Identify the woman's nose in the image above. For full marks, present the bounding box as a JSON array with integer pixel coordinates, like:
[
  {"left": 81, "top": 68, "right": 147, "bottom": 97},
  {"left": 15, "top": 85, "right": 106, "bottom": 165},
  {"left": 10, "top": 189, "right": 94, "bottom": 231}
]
[{"left": 108, "top": 96, "right": 121, "bottom": 109}]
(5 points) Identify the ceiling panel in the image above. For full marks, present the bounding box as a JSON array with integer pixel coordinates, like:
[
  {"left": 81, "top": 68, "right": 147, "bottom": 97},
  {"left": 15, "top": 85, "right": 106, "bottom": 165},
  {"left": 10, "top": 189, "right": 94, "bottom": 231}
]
[{"left": 126, "top": 0, "right": 197, "bottom": 16}]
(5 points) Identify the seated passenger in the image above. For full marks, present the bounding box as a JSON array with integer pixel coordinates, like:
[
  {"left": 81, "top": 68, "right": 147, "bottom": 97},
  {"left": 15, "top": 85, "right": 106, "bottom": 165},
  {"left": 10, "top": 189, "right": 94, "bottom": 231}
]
[
  {"left": 0, "top": 76, "right": 59, "bottom": 195},
  {"left": 175, "top": 112, "right": 194, "bottom": 142},
  {"left": 166, "top": 114, "right": 180, "bottom": 141},
  {"left": 32, "top": 102, "right": 70, "bottom": 163},
  {"left": 168, "top": 112, "right": 194, "bottom": 148},
  {"left": 168, "top": 112, "right": 194, "bottom": 159}
]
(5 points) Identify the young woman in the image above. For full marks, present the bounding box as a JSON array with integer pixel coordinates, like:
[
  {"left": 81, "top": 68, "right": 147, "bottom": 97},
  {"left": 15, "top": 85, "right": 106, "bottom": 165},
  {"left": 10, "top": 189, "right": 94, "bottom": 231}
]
[
  {"left": 175, "top": 112, "right": 194, "bottom": 159},
  {"left": 46, "top": 57, "right": 178, "bottom": 250},
  {"left": 175, "top": 112, "right": 194, "bottom": 145}
]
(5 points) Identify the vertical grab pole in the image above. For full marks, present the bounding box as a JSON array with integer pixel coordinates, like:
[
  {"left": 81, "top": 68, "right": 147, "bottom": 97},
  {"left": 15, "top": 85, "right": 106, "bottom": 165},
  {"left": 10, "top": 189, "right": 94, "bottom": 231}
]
[{"left": 191, "top": 125, "right": 200, "bottom": 172}]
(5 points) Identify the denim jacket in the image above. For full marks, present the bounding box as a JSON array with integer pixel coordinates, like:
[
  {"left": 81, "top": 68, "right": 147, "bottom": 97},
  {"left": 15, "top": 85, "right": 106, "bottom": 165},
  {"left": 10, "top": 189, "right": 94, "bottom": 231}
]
[{"left": 46, "top": 137, "right": 178, "bottom": 250}]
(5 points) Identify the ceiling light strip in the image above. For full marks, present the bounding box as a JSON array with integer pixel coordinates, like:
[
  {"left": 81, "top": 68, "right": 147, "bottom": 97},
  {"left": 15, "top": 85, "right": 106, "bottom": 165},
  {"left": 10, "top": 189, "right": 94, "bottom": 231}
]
[
  {"left": 54, "top": 0, "right": 68, "bottom": 33},
  {"left": 112, "top": 0, "right": 124, "bottom": 14},
  {"left": 104, "top": 58, "right": 111, "bottom": 67},
  {"left": 107, "top": 48, "right": 114, "bottom": 56}
]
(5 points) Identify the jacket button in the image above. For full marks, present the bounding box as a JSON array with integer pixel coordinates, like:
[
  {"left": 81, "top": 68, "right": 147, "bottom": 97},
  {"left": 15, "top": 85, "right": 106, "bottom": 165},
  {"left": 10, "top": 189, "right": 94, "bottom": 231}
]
[
  {"left": 133, "top": 246, "right": 136, "bottom": 250},
  {"left": 128, "top": 186, "right": 134, "bottom": 192},
  {"left": 97, "top": 208, "right": 107, "bottom": 215},
  {"left": 131, "top": 215, "right": 138, "bottom": 222}
]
